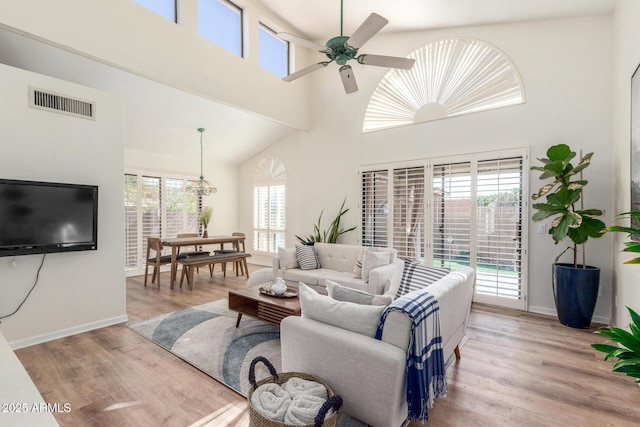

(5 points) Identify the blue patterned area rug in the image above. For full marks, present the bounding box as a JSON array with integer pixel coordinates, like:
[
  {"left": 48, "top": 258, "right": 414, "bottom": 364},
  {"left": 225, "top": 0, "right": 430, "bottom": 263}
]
[{"left": 127, "top": 299, "right": 368, "bottom": 427}]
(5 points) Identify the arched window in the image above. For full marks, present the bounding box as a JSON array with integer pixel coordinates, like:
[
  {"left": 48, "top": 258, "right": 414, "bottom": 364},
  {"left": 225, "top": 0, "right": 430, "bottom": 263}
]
[
  {"left": 253, "top": 155, "right": 286, "bottom": 253},
  {"left": 363, "top": 38, "right": 525, "bottom": 133}
]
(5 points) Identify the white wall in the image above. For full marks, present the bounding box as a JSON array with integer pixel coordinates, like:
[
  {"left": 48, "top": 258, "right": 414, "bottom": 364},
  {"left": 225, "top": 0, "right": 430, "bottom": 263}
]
[
  {"left": 240, "top": 16, "right": 615, "bottom": 321},
  {"left": 0, "top": 63, "right": 126, "bottom": 347},
  {"left": 611, "top": 0, "right": 640, "bottom": 325},
  {"left": 0, "top": 0, "right": 311, "bottom": 131},
  {"left": 125, "top": 147, "right": 238, "bottom": 235}
]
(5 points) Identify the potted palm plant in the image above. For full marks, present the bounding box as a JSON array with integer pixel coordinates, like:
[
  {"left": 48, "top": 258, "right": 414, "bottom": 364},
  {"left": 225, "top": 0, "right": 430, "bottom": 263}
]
[
  {"left": 531, "top": 144, "right": 606, "bottom": 328},
  {"left": 295, "top": 198, "right": 357, "bottom": 244},
  {"left": 592, "top": 209, "right": 640, "bottom": 383},
  {"left": 592, "top": 306, "right": 640, "bottom": 384}
]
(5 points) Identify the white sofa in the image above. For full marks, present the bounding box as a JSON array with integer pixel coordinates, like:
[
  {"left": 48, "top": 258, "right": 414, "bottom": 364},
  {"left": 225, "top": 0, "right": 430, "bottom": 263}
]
[
  {"left": 281, "top": 266, "right": 476, "bottom": 427},
  {"left": 272, "top": 242, "right": 398, "bottom": 294}
]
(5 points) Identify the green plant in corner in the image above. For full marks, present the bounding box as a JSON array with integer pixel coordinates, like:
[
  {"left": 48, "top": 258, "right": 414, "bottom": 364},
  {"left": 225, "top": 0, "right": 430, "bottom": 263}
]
[
  {"left": 592, "top": 306, "right": 640, "bottom": 384},
  {"left": 607, "top": 209, "right": 640, "bottom": 264},
  {"left": 531, "top": 143, "right": 606, "bottom": 266},
  {"left": 295, "top": 198, "right": 357, "bottom": 244}
]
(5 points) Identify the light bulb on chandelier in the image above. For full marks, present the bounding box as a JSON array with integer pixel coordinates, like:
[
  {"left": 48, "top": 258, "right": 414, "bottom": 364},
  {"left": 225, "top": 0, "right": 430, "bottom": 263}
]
[{"left": 186, "top": 127, "right": 217, "bottom": 196}]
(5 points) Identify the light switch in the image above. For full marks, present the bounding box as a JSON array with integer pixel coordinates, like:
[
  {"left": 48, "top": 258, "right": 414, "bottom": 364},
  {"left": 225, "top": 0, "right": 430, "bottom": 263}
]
[{"left": 537, "top": 224, "right": 546, "bottom": 234}]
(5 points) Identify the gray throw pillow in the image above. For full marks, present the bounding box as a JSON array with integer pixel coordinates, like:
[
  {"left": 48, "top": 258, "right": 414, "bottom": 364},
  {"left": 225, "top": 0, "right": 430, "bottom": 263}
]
[
  {"left": 326, "top": 280, "right": 393, "bottom": 306},
  {"left": 295, "top": 245, "right": 321, "bottom": 270}
]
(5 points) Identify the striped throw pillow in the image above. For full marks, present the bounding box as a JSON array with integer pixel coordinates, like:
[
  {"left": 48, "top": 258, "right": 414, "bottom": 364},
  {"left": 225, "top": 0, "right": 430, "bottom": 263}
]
[
  {"left": 295, "top": 245, "right": 321, "bottom": 270},
  {"left": 395, "top": 260, "right": 450, "bottom": 297}
]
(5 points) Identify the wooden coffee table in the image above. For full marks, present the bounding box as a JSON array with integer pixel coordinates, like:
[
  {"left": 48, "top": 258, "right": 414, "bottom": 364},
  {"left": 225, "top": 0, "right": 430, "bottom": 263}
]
[{"left": 228, "top": 285, "right": 301, "bottom": 327}]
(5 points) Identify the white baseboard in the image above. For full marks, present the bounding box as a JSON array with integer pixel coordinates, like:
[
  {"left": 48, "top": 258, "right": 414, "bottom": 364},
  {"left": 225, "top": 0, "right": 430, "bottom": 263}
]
[
  {"left": 528, "top": 305, "right": 609, "bottom": 325},
  {"left": 9, "top": 314, "right": 129, "bottom": 350}
]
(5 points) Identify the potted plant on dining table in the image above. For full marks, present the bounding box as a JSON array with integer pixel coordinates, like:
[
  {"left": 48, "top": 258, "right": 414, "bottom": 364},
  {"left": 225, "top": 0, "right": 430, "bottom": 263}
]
[{"left": 200, "top": 206, "right": 212, "bottom": 238}]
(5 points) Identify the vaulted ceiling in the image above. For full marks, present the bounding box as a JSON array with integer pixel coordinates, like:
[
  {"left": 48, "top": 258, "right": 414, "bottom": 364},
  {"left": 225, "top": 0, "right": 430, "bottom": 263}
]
[{"left": 0, "top": 0, "right": 617, "bottom": 164}]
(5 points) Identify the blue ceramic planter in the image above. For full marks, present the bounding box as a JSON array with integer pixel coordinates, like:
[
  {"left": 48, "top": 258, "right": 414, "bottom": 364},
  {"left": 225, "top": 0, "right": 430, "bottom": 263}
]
[{"left": 552, "top": 263, "right": 600, "bottom": 329}]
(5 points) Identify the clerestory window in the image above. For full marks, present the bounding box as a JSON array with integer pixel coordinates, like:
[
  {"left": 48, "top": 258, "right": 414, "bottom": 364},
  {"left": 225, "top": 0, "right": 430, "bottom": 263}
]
[
  {"left": 132, "top": 0, "right": 177, "bottom": 22},
  {"left": 198, "top": 0, "right": 243, "bottom": 57}
]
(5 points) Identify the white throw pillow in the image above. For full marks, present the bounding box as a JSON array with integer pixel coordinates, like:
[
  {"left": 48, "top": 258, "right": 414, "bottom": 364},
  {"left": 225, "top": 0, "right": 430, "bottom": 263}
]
[
  {"left": 298, "top": 282, "right": 385, "bottom": 337},
  {"left": 383, "top": 260, "right": 405, "bottom": 296},
  {"left": 278, "top": 246, "right": 299, "bottom": 269},
  {"left": 361, "top": 250, "right": 390, "bottom": 282},
  {"left": 295, "top": 245, "right": 321, "bottom": 270},
  {"left": 326, "top": 280, "right": 393, "bottom": 306}
]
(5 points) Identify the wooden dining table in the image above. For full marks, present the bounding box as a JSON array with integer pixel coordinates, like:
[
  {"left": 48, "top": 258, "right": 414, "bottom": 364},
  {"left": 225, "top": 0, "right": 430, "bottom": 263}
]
[{"left": 162, "top": 235, "right": 244, "bottom": 288}]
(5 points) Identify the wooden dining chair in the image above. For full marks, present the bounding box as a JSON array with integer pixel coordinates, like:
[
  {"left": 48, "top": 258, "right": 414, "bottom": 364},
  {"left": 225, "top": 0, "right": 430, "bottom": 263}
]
[{"left": 144, "top": 237, "right": 185, "bottom": 290}]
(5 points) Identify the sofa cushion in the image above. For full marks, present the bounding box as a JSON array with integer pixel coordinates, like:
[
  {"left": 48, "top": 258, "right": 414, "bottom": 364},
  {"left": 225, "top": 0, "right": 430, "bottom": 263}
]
[
  {"left": 313, "top": 242, "right": 362, "bottom": 272},
  {"left": 298, "top": 283, "right": 385, "bottom": 337},
  {"left": 278, "top": 246, "right": 299, "bottom": 269},
  {"left": 396, "top": 260, "right": 450, "bottom": 297},
  {"left": 296, "top": 245, "right": 321, "bottom": 270},
  {"left": 283, "top": 268, "right": 336, "bottom": 286},
  {"left": 326, "top": 280, "right": 393, "bottom": 306}
]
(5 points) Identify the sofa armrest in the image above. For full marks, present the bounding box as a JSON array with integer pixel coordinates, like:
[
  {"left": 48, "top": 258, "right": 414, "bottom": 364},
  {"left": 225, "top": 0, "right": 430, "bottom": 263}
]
[
  {"left": 281, "top": 316, "right": 408, "bottom": 427},
  {"left": 367, "top": 262, "right": 397, "bottom": 295}
]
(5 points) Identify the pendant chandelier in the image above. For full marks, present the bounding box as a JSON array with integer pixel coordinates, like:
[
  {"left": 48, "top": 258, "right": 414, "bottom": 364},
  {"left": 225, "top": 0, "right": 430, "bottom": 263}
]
[{"left": 186, "top": 128, "right": 217, "bottom": 196}]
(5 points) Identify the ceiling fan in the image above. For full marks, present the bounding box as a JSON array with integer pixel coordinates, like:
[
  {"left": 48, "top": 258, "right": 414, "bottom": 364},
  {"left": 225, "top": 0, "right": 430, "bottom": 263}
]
[{"left": 278, "top": 1, "right": 415, "bottom": 94}]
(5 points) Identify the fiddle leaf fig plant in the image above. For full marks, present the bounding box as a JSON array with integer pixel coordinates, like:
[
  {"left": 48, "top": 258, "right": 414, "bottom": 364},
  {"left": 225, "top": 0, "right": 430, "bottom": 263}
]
[
  {"left": 531, "top": 144, "right": 606, "bottom": 266},
  {"left": 592, "top": 306, "right": 640, "bottom": 384}
]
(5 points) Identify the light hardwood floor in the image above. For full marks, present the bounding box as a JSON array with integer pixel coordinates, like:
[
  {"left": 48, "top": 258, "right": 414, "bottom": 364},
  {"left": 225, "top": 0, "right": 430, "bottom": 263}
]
[{"left": 15, "top": 264, "right": 640, "bottom": 426}]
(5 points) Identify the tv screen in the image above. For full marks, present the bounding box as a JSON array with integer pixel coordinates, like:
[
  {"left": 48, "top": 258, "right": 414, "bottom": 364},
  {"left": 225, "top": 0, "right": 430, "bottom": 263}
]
[{"left": 0, "top": 179, "right": 98, "bottom": 257}]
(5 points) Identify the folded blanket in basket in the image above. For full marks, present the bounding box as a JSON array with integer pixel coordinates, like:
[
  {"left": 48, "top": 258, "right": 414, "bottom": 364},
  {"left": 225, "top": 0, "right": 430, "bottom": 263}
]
[
  {"left": 250, "top": 383, "right": 292, "bottom": 422},
  {"left": 284, "top": 395, "right": 329, "bottom": 426},
  {"left": 282, "top": 377, "right": 328, "bottom": 400}
]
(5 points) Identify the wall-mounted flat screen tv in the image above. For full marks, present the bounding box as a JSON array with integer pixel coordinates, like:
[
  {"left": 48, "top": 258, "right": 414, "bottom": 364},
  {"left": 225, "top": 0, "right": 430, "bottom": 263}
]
[{"left": 0, "top": 178, "right": 98, "bottom": 257}]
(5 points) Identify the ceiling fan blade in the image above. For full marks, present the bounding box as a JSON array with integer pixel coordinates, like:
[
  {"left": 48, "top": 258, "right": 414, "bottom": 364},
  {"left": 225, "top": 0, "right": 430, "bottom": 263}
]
[
  {"left": 345, "top": 13, "right": 388, "bottom": 50},
  {"left": 357, "top": 54, "right": 415, "bottom": 70},
  {"left": 282, "top": 62, "right": 328, "bottom": 82},
  {"left": 339, "top": 65, "right": 358, "bottom": 94},
  {"left": 277, "top": 32, "right": 328, "bottom": 53}
]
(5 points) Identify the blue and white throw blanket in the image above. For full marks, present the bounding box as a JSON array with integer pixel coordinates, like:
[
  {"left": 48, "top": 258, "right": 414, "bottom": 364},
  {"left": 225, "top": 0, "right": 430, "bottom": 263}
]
[{"left": 375, "top": 289, "right": 447, "bottom": 421}]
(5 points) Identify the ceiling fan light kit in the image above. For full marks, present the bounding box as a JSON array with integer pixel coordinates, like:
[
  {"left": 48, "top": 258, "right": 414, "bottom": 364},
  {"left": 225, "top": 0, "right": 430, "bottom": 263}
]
[{"left": 278, "top": 1, "right": 415, "bottom": 94}]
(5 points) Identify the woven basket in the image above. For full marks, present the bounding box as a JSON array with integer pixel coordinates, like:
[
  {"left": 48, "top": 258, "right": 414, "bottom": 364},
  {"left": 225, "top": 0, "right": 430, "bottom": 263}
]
[{"left": 247, "top": 356, "right": 342, "bottom": 427}]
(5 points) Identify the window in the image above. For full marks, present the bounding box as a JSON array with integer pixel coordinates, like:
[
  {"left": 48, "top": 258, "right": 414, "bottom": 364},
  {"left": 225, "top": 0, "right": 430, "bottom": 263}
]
[
  {"left": 363, "top": 38, "right": 525, "bottom": 133},
  {"left": 259, "top": 23, "right": 289, "bottom": 78},
  {"left": 253, "top": 155, "right": 286, "bottom": 253},
  {"left": 124, "top": 172, "right": 201, "bottom": 273},
  {"left": 361, "top": 165, "right": 426, "bottom": 260},
  {"left": 132, "top": 0, "right": 177, "bottom": 22},
  {"left": 360, "top": 148, "right": 528, "bottom": 310},
  {"left": 198, "top": 0, "right": 243, "bottom": 57}
]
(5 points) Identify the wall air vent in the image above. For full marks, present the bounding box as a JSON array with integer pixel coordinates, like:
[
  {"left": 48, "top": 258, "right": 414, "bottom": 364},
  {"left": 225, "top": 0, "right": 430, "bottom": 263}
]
[{"left": 29, "top": 87, "right": 96, "bottom": 120}]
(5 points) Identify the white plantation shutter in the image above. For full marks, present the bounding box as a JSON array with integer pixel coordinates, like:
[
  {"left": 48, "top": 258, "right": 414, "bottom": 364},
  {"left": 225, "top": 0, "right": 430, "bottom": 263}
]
[
  {"left": 124, "top": 172, "right": 202, "bottom": 274},
  {"left": 253, "top": 155, "right": 287, "bottom": 253},
  {"left": 141, "top": 175, "right": 162, "bottom": 258},
  {"left": 362, "top": 149, "right": 527, "bottom": 310},
  {"left": 431, "top": 162, "right": 473, "bottom": 269},
  {"left": 474, "top": 157, "right": 524, "bottom": 303},
  {"left": 361, "top": 169, "right": 389, "bottom": 247},
  {"left": 392, "top": 167, "right": 426, "bottom": 260},
  {"left": 124, "top": 174, "right": 139, "bottom": 269},
  {"left": 361, "top": 165, "right": 426, "bottom": 262}
]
